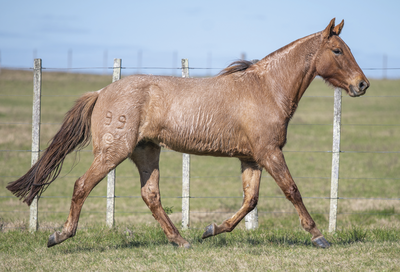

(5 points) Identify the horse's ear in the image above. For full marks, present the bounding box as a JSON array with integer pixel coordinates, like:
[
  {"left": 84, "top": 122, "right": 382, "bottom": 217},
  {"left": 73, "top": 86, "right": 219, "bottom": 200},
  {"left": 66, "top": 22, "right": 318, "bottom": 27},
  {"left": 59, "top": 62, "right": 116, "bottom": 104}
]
[
  {"left": 322, "top": 18, "right": 336, "bottom": 39},
  {"left": 333, "top": 19, "right": 344, "bottom": 35}
]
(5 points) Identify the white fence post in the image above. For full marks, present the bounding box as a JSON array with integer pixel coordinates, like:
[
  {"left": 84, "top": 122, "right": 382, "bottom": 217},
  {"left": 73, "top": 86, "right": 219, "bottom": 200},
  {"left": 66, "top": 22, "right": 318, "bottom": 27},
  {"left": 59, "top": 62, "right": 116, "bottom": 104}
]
[
  {"left": 245, "top": 203, "right": 258, "bottom": 230},
  {"left": 329, "top": 87, "right": 342, "bottom": 233},
  {"left": 106, "top": 58, "right": 122, "bottom": 228},
  {"left": 244, "top": 59, "right": 259, "bottom": 230},
  {"left": 181, "top": 59, "right": 190, "bottom": 230},
  {"left": 29, "top": 59, "right": 42, "bottom": 233}
]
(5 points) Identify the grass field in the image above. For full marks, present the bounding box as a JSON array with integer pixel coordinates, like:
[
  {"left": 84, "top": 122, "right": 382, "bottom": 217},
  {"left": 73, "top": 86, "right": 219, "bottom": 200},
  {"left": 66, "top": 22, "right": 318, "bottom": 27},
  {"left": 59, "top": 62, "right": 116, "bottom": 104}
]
[
  {"left": 1, "top": 69, "right": 400, "bottom": 271},
  {"left": 1, "top": 224, "right": 400, "bottom": 271}
]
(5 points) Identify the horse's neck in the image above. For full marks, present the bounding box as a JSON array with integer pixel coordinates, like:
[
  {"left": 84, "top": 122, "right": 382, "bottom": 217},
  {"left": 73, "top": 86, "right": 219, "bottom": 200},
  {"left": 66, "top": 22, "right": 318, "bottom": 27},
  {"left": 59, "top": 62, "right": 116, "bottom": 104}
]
[{"left": 258, "top": 33, "right": 320, "bottom": 116}]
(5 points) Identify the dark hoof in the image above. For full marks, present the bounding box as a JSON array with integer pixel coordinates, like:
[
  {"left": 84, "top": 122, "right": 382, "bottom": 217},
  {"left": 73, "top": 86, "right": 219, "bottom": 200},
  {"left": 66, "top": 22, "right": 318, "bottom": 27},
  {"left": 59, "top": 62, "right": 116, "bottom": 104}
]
[
  {"left": 312, "top": 236, "right": 330, "bottom": 248},
  {"left": 202, "top": 223, "right": 216, "bottom": 239},
  {"left": 47, "top": 232, "right": 60, "bottom": 248}
]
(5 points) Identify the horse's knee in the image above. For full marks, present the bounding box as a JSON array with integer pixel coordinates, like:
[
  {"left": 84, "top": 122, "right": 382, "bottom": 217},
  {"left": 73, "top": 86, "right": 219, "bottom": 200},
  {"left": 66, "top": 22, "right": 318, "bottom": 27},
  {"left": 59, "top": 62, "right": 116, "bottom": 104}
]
[{"left": 284, "top": 185, "right": 302, "bottom": 203}]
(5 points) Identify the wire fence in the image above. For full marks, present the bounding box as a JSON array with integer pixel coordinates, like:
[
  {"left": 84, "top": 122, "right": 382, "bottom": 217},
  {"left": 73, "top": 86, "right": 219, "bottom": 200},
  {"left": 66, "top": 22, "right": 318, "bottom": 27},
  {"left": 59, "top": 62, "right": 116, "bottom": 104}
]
[{"left": 0, "top": 60, "right": 399, "bottom": 232}]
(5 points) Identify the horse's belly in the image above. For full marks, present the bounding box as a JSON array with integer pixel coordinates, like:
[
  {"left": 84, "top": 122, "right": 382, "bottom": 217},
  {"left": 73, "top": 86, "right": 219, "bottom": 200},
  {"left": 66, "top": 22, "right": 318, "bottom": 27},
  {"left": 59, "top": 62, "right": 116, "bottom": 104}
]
[{"left": 154, "top": 129, "right": 253, "bottom": 158}]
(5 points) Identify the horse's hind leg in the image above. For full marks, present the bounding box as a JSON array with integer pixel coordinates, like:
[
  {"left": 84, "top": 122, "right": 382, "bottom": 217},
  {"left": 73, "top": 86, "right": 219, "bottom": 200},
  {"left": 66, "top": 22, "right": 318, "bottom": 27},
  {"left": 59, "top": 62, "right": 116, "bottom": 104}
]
[
  {"left": 47, "top": 152, "right": 128, "bottom": 247},
  {"left": 130, "top": 142, "right": 190, "bottom": 249},
  {"left": 202, "top": 159, "right": 262, "bottom": 239}
]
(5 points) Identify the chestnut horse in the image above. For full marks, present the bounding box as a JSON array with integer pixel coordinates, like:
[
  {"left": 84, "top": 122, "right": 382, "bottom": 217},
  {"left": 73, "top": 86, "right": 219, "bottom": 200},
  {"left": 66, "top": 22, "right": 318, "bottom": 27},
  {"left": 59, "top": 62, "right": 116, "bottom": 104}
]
[{"left": 7, "top": 18, "right": 369, "bottom": 249}]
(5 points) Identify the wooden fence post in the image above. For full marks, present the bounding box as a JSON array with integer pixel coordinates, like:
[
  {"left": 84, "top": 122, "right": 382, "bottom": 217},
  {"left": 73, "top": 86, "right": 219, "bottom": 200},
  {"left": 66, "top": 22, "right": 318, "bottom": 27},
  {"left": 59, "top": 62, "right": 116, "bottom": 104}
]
[
  {"left": 29, "top": 59, "right": 42, "bottom": 233},
  {"left": 329, "top": 87, "right": 342, "bottom": 232},
  {"left": 181, "top": 59, "right": 190, "bottom": 230},
  {"left": 106, "top": 58, "right": 122, "bottom": 228}
]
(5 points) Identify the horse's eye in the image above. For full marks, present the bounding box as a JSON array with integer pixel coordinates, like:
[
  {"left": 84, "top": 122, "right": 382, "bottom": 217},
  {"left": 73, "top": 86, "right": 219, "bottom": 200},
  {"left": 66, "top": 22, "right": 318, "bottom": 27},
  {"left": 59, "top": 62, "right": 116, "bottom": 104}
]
[{"left": 332, "top": 49, "right": 342, "bottom": 55}]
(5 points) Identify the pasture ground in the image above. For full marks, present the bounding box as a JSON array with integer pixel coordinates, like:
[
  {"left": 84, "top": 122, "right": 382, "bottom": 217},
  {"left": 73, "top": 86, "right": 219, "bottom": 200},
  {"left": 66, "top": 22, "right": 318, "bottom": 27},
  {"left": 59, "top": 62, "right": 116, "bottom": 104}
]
[
  {"left": 1, "top": 69, "right": 400, "bottom": 271},
  {"left": 1, "top": 224, "right": 400, "bottom": 271}
]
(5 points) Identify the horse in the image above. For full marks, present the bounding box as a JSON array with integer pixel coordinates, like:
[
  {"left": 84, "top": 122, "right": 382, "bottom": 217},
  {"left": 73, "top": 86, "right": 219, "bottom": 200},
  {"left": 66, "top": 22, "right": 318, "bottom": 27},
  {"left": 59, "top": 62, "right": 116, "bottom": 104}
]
[{"left": 7, "top": 18, "right": 369, "bottom": 249}]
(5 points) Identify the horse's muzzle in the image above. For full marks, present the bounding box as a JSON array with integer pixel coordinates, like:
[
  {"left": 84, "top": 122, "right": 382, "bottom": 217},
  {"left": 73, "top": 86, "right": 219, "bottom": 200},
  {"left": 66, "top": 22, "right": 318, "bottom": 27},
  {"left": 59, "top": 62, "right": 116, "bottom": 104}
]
[{"left": 349, "top": 80, "right": 369, "bottom": 97}]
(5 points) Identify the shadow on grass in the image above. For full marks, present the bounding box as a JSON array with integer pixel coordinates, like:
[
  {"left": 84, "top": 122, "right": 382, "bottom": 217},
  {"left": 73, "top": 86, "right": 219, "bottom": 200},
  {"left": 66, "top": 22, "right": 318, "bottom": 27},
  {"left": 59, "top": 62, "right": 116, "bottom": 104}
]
[
  {"left": 57, "top": 226, "right": 173, "bottom": 253},
  {"left": 61, "top": 226, "right": 399, "bottom": 253},
  {"left": 60, "top": 239, "right": 172, "bottom": 254},
  {"left": 5, "top": 225, "right": 398, "bottom": 254}
]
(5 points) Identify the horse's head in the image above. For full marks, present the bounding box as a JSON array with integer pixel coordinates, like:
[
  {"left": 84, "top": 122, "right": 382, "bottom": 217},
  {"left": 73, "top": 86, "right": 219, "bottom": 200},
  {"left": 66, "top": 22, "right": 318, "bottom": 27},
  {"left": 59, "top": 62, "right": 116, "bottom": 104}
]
[{"left": 316, "top": 18, "right": 369, "bottom": 97}]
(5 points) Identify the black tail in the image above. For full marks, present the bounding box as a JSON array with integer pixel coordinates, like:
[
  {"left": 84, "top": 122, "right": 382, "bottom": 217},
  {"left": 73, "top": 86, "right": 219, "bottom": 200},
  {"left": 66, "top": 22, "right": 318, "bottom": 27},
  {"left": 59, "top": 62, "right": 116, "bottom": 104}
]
[{"left": 6, "top": 92, "right": 99, "bottom": 206}]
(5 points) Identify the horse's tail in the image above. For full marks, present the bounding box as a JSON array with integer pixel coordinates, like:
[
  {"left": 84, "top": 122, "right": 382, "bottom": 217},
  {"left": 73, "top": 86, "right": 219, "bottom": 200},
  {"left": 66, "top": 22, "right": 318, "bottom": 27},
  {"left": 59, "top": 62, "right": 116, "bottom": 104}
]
[{"left": 6, "top": 92, "right": 99, "bottom": 206}]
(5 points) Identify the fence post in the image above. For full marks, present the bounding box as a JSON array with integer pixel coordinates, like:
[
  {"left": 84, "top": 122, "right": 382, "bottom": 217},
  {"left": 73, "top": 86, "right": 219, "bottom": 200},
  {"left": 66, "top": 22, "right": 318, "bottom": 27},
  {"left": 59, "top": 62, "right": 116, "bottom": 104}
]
[
  {"left": 329, "top": 87, "right": 342, "bottom": 232},
  {"left": 106, "top": 58, "right": 122, "bottom": 228},
  {"left": 29, "top": 59, "right": 42, "bottom": 233},
  {"left": 244, "top": 60, "right": 260, "bottom": 230},
  {"left": 244, "top": 167, "right": 258, "bottom": 229},
  {"left": 181, "top": 59, "right": 190, "bottom": 230},
  {"left": 245, "top": 202, "right": 258, "bottom": 230}
]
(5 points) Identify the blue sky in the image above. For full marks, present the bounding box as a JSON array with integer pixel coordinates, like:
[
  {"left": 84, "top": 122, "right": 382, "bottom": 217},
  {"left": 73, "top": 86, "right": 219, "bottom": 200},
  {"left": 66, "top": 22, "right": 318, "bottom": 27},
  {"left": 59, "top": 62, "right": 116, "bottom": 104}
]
[{"left": 1, "top": 0, "right": 399, "bottom": 78}]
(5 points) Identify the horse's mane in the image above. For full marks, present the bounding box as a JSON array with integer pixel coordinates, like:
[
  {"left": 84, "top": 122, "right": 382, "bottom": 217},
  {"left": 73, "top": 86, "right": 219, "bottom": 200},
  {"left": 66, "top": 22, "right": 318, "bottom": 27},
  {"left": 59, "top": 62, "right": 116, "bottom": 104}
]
[{"left": 218, "top": 60, "right": 256, "bottom": 76}]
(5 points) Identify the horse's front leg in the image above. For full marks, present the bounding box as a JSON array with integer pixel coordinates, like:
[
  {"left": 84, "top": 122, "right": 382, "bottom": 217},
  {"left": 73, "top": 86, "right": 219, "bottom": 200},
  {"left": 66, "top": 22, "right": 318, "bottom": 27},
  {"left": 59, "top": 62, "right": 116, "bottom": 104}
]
[
  {"left": 202, "top": 159, "right": 262, "bottom": 239},
  {"left": 261, "top": 147, "right": 330, "bottom": 248}
]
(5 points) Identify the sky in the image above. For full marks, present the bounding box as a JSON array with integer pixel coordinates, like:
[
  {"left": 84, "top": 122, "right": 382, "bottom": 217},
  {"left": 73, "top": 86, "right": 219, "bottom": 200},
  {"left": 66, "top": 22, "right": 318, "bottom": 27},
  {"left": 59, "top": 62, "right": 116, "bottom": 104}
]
[{"left": 1, "top": 0, "right": 399, "bottom": 78}]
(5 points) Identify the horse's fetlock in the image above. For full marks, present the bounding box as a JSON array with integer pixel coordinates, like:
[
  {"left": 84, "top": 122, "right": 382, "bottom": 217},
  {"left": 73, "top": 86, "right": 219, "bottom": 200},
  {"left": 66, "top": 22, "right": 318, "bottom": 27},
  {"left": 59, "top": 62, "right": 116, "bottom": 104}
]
[{"left": 301, "top": 218, "right": 317, "bottom": 233}]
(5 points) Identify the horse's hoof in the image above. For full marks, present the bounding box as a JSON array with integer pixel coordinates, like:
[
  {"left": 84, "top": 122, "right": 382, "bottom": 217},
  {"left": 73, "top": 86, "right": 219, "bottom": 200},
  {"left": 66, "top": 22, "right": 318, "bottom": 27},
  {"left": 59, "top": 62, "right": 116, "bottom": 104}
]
[
  {"left": 312, "top": 236, "right": 330, "bottom": 248},
  {"left": 47, "top": 231, "right": 60, "bottom": 248},
  {"left": 182, "top": 242, "right": 191, "bottom": 249},
  {"left": 202, "top": 223, "right": 216, "bottom": 239}
]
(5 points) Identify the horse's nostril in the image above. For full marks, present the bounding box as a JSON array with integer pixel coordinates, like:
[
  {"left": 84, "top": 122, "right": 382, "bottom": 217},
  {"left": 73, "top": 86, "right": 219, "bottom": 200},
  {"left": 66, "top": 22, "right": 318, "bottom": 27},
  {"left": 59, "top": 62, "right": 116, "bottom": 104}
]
[{"left": 358, "top": 80, "right": 369, "bottom": 92}]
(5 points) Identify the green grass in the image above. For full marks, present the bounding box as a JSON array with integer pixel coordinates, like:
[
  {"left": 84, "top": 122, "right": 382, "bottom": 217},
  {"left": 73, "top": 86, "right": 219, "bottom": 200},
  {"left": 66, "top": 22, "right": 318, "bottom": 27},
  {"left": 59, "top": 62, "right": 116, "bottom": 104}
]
[
  {"left": 1, "top": 224, "right": 399, "bottom": 271},
  {"left": 1, "top": 69, "right": 400, "bottom": 270}
]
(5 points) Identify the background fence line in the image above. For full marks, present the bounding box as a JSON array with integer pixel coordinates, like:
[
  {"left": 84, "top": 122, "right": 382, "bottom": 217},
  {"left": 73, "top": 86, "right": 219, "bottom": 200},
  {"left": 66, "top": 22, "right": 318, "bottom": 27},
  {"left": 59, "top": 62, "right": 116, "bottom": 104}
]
[{"left": 1, "top": 59, "right": 400, "bottom": 231}]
